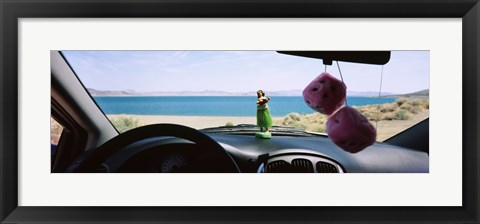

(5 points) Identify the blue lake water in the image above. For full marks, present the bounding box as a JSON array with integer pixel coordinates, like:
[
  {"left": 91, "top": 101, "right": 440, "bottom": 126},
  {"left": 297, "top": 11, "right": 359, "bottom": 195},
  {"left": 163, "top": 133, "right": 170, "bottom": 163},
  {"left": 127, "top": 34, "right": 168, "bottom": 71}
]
[{"left": 93, "top": 96, "right": 396, "bottom": 117}]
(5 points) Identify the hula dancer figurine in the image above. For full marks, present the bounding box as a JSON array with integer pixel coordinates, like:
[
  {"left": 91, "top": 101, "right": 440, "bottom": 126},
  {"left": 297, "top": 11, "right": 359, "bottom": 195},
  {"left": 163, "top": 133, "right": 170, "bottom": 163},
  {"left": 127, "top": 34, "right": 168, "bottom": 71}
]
[{"left": 256, "top": 90, "right": 273, "bottom": 139}]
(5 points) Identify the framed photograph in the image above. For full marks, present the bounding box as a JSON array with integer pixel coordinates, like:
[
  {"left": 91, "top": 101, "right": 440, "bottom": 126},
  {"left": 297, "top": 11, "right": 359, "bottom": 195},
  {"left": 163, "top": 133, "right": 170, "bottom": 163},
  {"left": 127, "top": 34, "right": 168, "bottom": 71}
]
[{"left": 1, "top": 0, "right": 479, "bottom": 223}]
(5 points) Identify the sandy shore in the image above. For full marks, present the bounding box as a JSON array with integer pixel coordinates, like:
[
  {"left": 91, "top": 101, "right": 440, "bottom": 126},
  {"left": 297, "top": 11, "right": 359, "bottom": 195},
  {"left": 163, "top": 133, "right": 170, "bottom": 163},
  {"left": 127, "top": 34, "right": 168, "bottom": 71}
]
[
  {"left": 373, "top": 110, "right": 428, "bottom": 141},
  {"left": 107, "top": 114, "right": 277, "bottom": 129}
]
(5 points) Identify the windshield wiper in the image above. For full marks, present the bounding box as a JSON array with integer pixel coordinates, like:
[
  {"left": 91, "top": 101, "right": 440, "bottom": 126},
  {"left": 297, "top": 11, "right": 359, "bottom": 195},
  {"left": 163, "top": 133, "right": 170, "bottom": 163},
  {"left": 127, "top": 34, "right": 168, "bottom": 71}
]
[{"left": 201, "top": 124, "right": 326, "bottom": 137}]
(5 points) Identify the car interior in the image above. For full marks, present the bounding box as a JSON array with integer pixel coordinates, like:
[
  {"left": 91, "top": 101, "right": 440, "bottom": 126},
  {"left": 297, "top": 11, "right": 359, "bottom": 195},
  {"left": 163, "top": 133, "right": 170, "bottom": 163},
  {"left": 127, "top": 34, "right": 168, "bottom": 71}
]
[{"left": 51, "top": 50, "right": 429, "bottom": 173}]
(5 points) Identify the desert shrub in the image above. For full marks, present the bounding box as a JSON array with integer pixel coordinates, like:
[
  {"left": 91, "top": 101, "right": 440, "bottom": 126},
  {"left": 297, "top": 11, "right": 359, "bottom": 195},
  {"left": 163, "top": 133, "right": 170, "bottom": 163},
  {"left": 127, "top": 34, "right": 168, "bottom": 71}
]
[
  {"left": 275, "top": 112, "right": 329, "bottom": 133},
  {"left": 400, "top": 103, "right": 412, "bottom": 111},
  {"left": 310, "top": 124, "right": 326, "bottom": 133},
  {"left": 398, "top": 99, "right": 426, "bottom": 114},
  {"left": 360, "top": 111, "right": 371, "bottom": 119},
  {"left": 312, "top": 114, "right": 328, "bottom": 125},
  {"left": 384, "top": 103, "right": 397, "bottom": 112},
  {"left": 371, "top": 112, "right": 381, "bottom": 122},
  {"left": 410, "top": 106, "right": 423, "bottom": 114},
  {"left": 395, "top": 109, "right": 409, "bottom": 120},
  {"left": 421, "top": 100, "right": 429, "bottom": 109},
  {"left": 396, "top": 98, "right": 407, "bottom": 106},
  {"left": 225, "top": 121, "right": 234, "bottom": 126},
  {"left": 383, "top": 113, "right": 395, "bottom": 120},
  {"left": 361, "top": 111, "right": 380, "bottom": 121},
  {"left": 110, "top": 114, "right": 141, "bottom": 133},
  {"left": 282, "top": 116, "right": 295, "bottom": 126},
  {"left": 411, "top": 100, "right": 421, "bottom": 107},
  {"left": 297, "top": 123, "right": 307, "bottom": 130},
  {"left": 288, "top": 112, "right": 301, "bottom": 121},
  {"left": 280, "top": 117, "right": 297, "bottom": 127},
  {"left": 281, "top": 117, "right": 289, "bottom": 125},
  {"left": 276, "top": 99, "right": 428, "bottom": 135}
]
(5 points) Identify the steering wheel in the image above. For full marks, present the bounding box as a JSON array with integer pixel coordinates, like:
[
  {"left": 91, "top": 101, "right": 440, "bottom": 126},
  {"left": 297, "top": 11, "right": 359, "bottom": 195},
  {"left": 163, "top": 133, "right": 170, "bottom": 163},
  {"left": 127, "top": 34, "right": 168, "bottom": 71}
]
[{"left": 71, "top": 124, "right": 240, "bottom": 173}]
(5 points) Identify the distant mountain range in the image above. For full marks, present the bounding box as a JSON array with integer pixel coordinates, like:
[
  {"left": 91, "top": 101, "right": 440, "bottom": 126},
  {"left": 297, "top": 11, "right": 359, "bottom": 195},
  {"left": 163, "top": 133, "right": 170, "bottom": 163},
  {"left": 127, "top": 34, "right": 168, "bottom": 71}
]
[
  {"left": 347, "top": 91, "right": 397, "bottom": 97},
  {"left": 87, "top": 88, "right": 428, "bottom": 98},
  {"left": 87, "top": 89, "right": 137, "bottom": 96},
  {"left": 382, "top": 89, "right": 429, "bottom": 98}
]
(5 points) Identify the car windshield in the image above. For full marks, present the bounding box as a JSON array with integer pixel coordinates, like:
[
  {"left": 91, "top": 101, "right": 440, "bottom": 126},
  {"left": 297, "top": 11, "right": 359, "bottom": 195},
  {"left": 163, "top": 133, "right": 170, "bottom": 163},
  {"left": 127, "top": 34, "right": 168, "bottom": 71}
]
[{"left": 62, "top": 50, "right": 429, "bottom": 141}]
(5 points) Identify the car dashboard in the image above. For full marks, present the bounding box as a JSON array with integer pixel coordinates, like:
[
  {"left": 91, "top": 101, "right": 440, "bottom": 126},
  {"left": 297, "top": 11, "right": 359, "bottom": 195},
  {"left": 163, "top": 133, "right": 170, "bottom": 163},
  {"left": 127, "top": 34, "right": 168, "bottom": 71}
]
[
  {"left": 100, "top": 132, "right": 429, "bottom": 173},
  {"left": 212, "top": 134, "right": 428, "bottom": 173}
]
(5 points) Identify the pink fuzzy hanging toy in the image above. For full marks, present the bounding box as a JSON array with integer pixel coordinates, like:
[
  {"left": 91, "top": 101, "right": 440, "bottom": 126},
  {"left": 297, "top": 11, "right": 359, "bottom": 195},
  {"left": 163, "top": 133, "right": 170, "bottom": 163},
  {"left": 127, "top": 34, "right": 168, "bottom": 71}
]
[
  {"left": 303, "top": 72, "right": 376, "bottom": 153},
  {"left": 303, "top": 73, "right": 346, "bottom": 115}
]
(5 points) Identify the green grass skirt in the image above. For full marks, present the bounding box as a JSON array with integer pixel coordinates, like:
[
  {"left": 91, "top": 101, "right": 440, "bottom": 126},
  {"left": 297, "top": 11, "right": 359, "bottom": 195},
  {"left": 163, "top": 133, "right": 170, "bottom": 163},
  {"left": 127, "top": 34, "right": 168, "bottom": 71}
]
[{"left": 257, "top": 107, "right": 273, "bottom": 128}]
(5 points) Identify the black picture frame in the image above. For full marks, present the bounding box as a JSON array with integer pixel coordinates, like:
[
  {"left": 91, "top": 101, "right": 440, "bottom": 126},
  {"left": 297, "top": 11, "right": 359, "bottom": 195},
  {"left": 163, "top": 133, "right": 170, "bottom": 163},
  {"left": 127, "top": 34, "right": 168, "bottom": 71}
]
[{"left": 1, "top": 0, "right": 479, "bottom": 223}]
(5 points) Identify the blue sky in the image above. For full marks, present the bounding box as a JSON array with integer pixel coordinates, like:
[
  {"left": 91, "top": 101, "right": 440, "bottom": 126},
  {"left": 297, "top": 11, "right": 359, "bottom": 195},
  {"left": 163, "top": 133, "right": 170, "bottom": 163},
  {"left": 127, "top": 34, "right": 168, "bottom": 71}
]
[{"left": 62, "top": 50, "right": 429, "bottom": 94}]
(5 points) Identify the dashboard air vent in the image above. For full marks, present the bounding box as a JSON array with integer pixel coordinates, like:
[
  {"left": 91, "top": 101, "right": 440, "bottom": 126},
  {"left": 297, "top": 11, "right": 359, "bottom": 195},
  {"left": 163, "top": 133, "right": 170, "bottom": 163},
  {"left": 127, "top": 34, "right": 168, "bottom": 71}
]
[
  {"left": 316, "top": 161, "right": 338, "bottom": 173},
  {"left": 266, "top": 160, "right": 291, "bottom": 173},
  {"left": 291, "top": 159, "right": 314, "bottom": 173}
]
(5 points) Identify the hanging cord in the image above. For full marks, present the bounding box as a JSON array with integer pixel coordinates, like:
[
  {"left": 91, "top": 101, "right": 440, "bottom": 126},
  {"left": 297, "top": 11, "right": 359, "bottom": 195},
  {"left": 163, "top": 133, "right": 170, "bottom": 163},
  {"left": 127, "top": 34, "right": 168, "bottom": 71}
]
[
  {"left": 335, "top": 61, "right": 348, "bottom": 105},
  {"left": 324, "top": 64, "right": 327, "bottom": 73},
  {"left": 375, "top": 65, "right": 385, "bottom": 131}
]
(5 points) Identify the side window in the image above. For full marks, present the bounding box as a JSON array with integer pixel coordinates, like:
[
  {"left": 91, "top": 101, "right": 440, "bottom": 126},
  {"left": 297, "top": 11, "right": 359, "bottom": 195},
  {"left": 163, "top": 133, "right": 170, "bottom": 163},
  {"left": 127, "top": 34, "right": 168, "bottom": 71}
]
[
  {"left": 50, "top": 117, "right": 64, "bottom": 145},
  {"left": 51, "top": 117, "right": 64, "bottom": 168}
]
